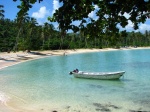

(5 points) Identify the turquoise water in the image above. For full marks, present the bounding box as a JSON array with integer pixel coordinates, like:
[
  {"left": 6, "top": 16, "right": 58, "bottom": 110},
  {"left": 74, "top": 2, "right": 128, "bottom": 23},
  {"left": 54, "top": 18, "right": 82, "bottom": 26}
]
[{"left": 0, "top": 49, "right": 150, "bottom": 112}]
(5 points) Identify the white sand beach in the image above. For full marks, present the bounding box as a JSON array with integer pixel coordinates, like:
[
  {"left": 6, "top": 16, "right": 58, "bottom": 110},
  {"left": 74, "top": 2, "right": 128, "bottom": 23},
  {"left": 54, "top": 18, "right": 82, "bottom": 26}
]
[
  {"left": 0, "top": 48, "right": 115, "bottom": 70},
  {"left": 0, "top": 47, "right": 150, "bottom": 112},
  {"left": 1, "top": 47, "right": 150, "bottom": 70}
]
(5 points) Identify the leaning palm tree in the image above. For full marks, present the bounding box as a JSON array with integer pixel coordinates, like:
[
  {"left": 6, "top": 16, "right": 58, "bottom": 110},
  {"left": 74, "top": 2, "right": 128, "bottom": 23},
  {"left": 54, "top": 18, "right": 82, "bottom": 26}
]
[{"left": 14, "top": 12, "right": 30, "bottom": 51}]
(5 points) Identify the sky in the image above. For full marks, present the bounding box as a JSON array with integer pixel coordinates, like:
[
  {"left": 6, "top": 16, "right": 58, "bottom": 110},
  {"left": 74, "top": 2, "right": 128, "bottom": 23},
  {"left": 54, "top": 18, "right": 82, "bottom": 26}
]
[
  {"left": 0, "top": 0, "right": 150, "bottom": 33},
  {"left": 0, "top": 0, "right": 60, "bottom": 28}
]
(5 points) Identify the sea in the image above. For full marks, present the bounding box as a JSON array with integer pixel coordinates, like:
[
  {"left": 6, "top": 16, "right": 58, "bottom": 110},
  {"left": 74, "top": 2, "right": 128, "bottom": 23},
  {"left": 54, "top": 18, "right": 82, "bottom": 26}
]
[{"left": 0, "top": 49, "right": 150, "bottom": 112}]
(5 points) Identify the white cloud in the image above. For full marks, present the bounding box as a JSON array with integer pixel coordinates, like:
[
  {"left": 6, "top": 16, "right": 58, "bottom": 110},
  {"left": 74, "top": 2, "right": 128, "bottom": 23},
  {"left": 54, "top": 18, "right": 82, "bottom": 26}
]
[
  {"left": 123, "top": 12, "right": 130, "bottom": 19},
  {"left": 118, "top": 19, "right": 150, "bottom": 33},
  {"left": 125, "top": 20, "right": 134, "bottom": 30},
  {"left": 32, "top": 6, "right": 49, "bottom": 19},
  {"left": 88, "top": 11, "right": 95, "bottom": 18},
  {"left": 52, "top": 0, "right": 60, "bottom": 14},
  {"left": 37, "top": 18, "right": 49, "bottom": 25},
  {"left": 125, "top": 20, "right": 150, "bottom": 33},
  {"left": 138, "top": 23, "right": 150, "bottom": 33},
  {"left": 118, "top": 13, "right": 150, "bottom": 33},
  {"left": 88, "top": 5, "right": 99, "bottom": 20},
  {"left": 117, "top": 20, "right": 134, "bottom": 32},
  {"left": 94, "top": 5, "right": 99, "bottom": 10}
]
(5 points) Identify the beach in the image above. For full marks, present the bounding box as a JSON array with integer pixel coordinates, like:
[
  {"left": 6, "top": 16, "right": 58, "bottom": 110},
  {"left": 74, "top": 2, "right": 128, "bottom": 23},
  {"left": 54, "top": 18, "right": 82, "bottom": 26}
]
[
  {"left": 0, "top": 48, "right": 116, "bottom": 70},
  {"left": 1, "top": 47, "right": 150, "bottom": 70},
  {"left": 0, "top": 48, "right": 111, "bottom": 112},
  {"left": 1, "top": 47, "right": 150, "bottom": 112}
]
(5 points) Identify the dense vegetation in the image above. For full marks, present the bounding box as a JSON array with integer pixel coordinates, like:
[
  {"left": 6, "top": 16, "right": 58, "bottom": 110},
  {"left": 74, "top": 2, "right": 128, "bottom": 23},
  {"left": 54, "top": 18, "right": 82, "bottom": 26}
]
[
  {"left": 14, "top": 0, "right": 150, "bottom": 36},
  {"left": 1, "top": 17, "right": 150, "bottom": 52},
  {"left": 0, "top": 1, "right": 150, "bottom": 52},
  {"left": 50, "top": 0, "right": 150, "bottom": 39}
]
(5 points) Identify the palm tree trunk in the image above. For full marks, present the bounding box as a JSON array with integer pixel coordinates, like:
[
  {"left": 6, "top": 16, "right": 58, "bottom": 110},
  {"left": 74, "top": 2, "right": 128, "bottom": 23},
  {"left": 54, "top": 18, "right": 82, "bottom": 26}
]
[{"left": 14, "top": 28, "right": 21, "bottom": 51}]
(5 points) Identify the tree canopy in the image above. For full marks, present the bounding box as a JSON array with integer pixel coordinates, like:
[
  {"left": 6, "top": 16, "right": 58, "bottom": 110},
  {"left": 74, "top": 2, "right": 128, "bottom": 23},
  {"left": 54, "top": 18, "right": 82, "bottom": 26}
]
[
  {"left": 13, "top": 0, "right": 150, "bottom": 37},
  {"left": 1, "top": 1, "right": 150, "bottom": 52},
  {"left": 1, "top": 17, "right": 150, "bottom": 52},
  {"left": 0, "top": 5, "right": 5, "bottom": 19}
]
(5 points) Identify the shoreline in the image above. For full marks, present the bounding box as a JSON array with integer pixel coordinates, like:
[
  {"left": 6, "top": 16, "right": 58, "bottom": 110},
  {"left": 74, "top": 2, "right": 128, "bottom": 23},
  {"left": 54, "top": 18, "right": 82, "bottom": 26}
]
[
  {"left": 0, "top": 47, "right": 150, "bottom": 70},
  {"left": 1, "top": 47, "right": 150, "bottom": 112},
  {"left": 0, "top": 48, "right": 113, "bottom": 70}
]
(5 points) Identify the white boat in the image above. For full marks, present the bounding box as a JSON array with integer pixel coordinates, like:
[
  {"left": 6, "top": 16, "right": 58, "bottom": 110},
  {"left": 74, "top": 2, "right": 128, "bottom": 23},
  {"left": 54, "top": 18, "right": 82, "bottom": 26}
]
[{"left": 69, "top": 71, "right": 125, "bottom": 80}]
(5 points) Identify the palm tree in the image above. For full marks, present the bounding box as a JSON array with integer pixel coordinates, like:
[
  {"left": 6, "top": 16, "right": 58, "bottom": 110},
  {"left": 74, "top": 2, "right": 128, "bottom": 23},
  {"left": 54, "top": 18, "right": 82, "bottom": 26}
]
[
  {"left": 42, "top": 22, "right": 55, "bottom": 49},
  {"left": 59, "top": 29, "right": 67, "bottom": 49},
  {"left": 26, "top": 17, "right": 38, "bottom": 51},
  {"left": 0, "top": 5, "right": 5, "bottom": 19},
  {"left": 14, "top": 12, "right": 30, "bottom": 51},
  {"left": 79, "top": 30, "right": 84, "bottom": 48}
]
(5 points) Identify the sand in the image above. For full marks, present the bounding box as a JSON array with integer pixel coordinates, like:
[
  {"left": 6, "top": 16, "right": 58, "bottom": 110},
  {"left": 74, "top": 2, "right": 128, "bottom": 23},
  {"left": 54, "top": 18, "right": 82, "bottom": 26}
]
[
  {"left": 0, "top": 47, "right": 150, "bottom": 112},
  {"left": 1, "top": 47, "right": 150, "bottom": 70},
  {"left": 0, "top": 48, "right": 114, "bottom": 70}
]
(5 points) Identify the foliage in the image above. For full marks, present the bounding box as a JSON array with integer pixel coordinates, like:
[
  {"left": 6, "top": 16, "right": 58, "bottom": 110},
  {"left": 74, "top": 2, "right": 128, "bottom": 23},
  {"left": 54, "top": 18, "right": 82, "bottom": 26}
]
[
  {"left": 0, "top": 5, "right": 5, "bottom": 19},
  {"left": 13, "top": 1, "right": 150, "bottom": 34},
  {"left": 1, "top": 18, "right": 150, "bottom": 52},
  {"left": 51, "top": 0, "right": 150, "bottom": 35},
  {"left": 10, "top": 0, "right": 150, "bottom": 50},
  {"left": 0, "top": 19, "right": 17, "bottom": 52},
  {"left": 0, "top": 1, "right": 150, "bottom": 52}
]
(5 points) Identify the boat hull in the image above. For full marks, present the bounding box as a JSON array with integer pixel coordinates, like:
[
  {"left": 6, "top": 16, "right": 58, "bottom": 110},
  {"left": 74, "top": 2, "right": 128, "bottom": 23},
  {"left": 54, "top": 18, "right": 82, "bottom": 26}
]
[{"left": 71, "top": 71, "right": 125, "bottom": 80}]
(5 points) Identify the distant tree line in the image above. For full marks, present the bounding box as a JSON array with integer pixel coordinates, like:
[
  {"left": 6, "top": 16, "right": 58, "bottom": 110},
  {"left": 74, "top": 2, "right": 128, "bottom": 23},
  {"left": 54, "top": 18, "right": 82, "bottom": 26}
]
[
  {"left": 0, "top": 5, "right": 150, "bottom": 52},
  {"left": 1, "top": 17, "right": 150, "bottom": 52}
]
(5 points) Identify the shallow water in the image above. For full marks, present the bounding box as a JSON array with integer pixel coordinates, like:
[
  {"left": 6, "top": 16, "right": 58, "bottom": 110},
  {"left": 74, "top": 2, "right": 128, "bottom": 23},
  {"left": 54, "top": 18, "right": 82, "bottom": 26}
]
[{"left": 0, "top": 49, "right": 150, "bottom": 112}]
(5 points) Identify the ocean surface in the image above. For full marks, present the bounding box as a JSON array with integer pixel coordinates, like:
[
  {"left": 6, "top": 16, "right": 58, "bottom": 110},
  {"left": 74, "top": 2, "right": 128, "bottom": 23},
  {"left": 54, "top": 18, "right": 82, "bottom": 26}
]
[{"left": 0, "top": 49, "right": 150, "bottom": 112}]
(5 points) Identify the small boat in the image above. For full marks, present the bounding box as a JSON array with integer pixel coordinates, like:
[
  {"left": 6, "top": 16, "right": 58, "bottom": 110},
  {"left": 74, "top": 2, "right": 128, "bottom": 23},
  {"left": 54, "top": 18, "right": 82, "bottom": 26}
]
[{"left": 69, "top": 70, "right": 125, "bottom": 80}]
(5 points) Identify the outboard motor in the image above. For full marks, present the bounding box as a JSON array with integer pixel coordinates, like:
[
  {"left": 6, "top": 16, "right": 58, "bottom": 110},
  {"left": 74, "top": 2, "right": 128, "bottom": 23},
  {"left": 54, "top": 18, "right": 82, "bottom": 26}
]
[{"left": 69, "top": 71, "right": 73, "bottom": 75}]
